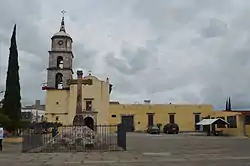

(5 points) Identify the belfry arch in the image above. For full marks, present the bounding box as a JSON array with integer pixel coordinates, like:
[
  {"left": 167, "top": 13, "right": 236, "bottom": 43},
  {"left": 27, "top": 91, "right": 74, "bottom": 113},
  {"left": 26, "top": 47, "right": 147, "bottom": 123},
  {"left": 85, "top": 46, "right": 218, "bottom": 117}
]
[
  {"left": 55, "top": 73, "right": 63, "bottom": 89},
  {"left": 57, "top": 56, "right": 64, "bottom": 69}
]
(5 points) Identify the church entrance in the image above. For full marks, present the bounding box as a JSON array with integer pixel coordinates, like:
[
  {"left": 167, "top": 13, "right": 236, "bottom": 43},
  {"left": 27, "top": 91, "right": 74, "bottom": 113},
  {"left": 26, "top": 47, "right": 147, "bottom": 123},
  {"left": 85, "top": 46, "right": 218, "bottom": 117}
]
[
  {"left": 84, "top": 117, "right": 94, "bottom": 130},
  {"left": 73, "top": 115, "right": 84, "bottom": 126}
]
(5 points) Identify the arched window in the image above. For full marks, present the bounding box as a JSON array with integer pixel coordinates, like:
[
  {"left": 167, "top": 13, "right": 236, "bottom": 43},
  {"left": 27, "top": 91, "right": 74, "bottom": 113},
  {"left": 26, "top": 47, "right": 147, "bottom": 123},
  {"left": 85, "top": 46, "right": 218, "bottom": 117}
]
[
  {"left": 55, "top": 73, "right": 63, "bottom": 89},
  {"left": 57, "top": 56, "right": 63, "bottom": 69}
]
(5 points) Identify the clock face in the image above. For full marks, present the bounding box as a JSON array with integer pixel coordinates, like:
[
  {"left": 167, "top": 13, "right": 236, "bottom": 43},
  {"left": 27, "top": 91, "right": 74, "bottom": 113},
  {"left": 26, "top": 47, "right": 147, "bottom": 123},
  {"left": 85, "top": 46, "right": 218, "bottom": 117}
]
[{"left": 58, "top": 40, "right": 63, "bottom": 45}]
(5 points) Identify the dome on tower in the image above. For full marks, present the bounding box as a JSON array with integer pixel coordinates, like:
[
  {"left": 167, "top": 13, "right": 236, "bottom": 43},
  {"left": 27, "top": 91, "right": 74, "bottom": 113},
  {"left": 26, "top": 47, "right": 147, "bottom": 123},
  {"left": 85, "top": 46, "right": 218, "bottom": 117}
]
[{"left": 51, "top": 16, "right": 72, "bottom": 40}]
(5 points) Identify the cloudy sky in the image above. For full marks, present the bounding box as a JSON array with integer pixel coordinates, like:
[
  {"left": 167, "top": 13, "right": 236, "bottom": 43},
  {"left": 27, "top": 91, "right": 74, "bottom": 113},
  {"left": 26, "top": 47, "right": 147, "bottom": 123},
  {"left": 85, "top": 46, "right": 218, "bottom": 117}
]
[{"left": 1, "top": 0, "right": 250, "bottom": 109}]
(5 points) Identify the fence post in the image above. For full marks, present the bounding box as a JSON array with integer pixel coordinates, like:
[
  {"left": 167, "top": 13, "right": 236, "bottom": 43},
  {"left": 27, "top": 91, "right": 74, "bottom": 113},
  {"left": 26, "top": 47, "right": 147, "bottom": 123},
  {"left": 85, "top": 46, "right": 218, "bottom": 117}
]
[{"left": 117, "top": 123, "right": 126, "bottom": 151}]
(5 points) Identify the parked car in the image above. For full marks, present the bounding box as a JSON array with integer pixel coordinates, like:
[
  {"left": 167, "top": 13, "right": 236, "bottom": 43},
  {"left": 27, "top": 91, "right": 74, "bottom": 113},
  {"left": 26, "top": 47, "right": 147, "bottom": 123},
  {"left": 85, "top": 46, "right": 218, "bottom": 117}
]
[
  {"left": 163, "top": 123, "right": 179, "bottom": 134},
  {"left": 147, "top": 125, "right": 160, "bottom": 134}
]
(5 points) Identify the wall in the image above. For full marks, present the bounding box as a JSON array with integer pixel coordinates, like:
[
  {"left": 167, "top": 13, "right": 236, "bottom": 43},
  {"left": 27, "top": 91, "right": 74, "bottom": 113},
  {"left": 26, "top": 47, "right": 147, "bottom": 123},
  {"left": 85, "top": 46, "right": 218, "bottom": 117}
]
[
  {"left": 210, "top": 111, "right": 244, "bottom": 136},
  {"left": 246, "top": 125, "right": 250, "bottom": 137},
  {"left": 45, "top": 90, "right": 70, "bottom": 124},
  {"left": 109, "top": 104, "right": 213, "bottom": 132}
]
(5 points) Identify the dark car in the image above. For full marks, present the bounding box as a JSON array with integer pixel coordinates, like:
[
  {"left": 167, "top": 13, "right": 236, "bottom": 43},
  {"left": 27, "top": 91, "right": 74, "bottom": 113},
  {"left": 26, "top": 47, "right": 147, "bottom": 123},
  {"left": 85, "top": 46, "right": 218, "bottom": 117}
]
[
  {"left": 163, "top": 123, "right": 179, "bottom": 134},
  {"left": 147, "top": 125, "right": 160, "bottom": 134}
]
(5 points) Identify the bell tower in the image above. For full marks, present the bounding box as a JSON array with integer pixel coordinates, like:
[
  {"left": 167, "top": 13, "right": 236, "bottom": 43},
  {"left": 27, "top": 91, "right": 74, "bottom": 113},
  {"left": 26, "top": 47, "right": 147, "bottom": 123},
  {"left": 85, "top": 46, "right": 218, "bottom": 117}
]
[{"left": 46, "top": 11, "right": 73, "bottom": 90}]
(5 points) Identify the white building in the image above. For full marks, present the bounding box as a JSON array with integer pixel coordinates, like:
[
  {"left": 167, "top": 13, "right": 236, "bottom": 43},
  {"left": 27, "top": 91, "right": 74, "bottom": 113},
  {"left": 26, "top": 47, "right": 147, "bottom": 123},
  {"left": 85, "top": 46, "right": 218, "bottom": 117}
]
[
  {"left": 21, "top": 100, "right": 45, "bottom": 122},
  {"left": 21, "top": 108, "right": 45, "bottom": 123}
]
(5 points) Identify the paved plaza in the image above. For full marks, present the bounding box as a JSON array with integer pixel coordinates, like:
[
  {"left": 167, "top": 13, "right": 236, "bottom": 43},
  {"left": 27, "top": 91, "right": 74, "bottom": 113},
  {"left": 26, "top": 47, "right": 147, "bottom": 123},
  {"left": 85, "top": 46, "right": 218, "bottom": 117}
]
[{"left": 1, "top": 133, "right": 250, "bottom": 165}]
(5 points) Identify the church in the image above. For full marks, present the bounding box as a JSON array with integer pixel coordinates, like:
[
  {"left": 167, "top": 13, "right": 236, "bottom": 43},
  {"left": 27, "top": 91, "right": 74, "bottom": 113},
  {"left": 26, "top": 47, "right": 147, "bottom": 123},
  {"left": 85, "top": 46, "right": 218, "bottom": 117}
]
[
  {"left": 44, "top": 16, "right": 111, "bottom": 129},
  {"left": 44, "top": 16, "right": 250, "bottom": 136}
]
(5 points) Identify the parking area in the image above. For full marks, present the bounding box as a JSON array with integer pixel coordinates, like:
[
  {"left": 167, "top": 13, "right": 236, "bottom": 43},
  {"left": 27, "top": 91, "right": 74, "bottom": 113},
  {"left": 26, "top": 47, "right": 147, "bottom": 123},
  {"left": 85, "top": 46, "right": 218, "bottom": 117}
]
[{"left": 1, "top": 133, "right": 250, "bottom": 165}]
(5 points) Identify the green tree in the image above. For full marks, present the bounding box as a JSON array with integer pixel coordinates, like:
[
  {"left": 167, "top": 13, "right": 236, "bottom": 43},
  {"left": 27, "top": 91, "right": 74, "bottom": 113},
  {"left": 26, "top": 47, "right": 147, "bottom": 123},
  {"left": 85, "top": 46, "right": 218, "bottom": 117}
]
[
  {"left": 228, "top": 97, "right": 232, "bottom": 111},
  {"left": 0, "top": 112, "right": 11, "bottom": 129},
  {"left": 2, "top": 24, "right": 21, "bottom": 123}
]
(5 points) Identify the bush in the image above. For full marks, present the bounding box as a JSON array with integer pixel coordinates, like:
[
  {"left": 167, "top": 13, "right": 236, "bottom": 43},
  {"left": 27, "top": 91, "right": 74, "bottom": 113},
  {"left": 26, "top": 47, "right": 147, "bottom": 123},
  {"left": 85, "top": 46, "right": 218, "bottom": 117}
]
[
  {"left": 156, "top": 123, "right": 162, "bottom": 131},
  {"left": 17, "top": 120, "right": 30, "bottom": 128},
  {"left": 0, "top": 113, "right": 11, "bottom": 128}
]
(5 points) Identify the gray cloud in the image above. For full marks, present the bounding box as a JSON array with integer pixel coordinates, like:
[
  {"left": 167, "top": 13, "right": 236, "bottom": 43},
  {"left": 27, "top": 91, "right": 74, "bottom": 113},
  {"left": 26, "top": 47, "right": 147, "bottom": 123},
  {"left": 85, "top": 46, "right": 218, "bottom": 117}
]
[
  {"left": 200, "top": 18, "right": 228, "bottom": 38},
  {"left": 1, "top": 0, "right": 250, "bottom": 109}
]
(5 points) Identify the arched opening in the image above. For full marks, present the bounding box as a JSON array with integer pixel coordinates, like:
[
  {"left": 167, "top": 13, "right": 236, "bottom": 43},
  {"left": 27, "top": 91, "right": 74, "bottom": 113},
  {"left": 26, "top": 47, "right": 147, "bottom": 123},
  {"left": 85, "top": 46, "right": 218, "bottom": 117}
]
[
  {"left": 57, "top": 56, "right": 64, "bottom": 69},
  {"left": 55, "top": 73, "right": 63, "bottom": 89},
  {"left": 84, "top": 117, "right": 94, "bottom": 130},
  {"left": 73, "top": 115, "right": 84, "bottom": 126}
]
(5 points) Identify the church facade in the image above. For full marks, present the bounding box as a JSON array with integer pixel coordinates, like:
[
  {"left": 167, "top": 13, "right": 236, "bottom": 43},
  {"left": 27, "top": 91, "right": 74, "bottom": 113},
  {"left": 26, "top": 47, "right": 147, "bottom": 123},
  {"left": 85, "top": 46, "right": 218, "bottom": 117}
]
[{"left": 44, "top": 16, "right": 110, "bottom": 128}]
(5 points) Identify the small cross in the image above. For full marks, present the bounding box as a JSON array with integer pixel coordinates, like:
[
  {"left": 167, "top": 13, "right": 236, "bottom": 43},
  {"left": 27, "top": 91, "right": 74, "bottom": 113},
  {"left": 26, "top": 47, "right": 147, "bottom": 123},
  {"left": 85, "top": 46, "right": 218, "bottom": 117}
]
[{"left": 61, "top": 10, "right": 66, "bottom": 17}]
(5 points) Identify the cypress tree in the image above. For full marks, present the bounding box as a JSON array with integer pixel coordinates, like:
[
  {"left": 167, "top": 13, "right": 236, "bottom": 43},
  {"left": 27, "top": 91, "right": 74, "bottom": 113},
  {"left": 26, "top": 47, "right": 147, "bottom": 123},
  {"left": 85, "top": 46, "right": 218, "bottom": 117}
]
[
  {"left": 2, "top": 24, "right": 21, "bottom": 122},
  {"left": 228, "top": 97, "right": 232, "bottom": 111},
  {"left": 225, "top": 98, "right": 228, "bottom": 111}
]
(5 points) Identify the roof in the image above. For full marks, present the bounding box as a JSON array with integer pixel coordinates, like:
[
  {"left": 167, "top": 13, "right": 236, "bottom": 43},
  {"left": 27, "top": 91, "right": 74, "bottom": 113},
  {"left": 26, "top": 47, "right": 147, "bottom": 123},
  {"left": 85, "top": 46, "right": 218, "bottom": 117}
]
[
  {"left": 52, "top": 31, "right": 71, "bottom": 38},
  {"left": 196, "top": 118, "right": 229, "bottom": 125},
  {"left": 109, "top": 101, "right": 120, "bottom": 104},
  {"left": 52, "top": 16, "right": 72, "bottom": 40},
  {"left": 223, "top": 110, "right": 250, "bottom": 114}
]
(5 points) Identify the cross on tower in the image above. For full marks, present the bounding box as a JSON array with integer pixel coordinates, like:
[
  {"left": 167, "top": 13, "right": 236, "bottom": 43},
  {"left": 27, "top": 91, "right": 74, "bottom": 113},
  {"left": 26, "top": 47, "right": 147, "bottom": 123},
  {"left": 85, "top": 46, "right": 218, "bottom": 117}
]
[{"left": 61, "top": 10, "right": 66, "bottom": 17}]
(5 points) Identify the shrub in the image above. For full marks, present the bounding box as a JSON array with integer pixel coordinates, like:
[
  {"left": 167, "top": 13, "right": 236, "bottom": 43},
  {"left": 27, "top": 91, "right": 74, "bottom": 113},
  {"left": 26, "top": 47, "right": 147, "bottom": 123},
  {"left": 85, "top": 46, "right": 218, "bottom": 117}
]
[
  {"left": 156, "top": 123, "right": 162, "bottom": 130},
  {"left": 0, "top": 113, "right": 11, "bottom": 128}
]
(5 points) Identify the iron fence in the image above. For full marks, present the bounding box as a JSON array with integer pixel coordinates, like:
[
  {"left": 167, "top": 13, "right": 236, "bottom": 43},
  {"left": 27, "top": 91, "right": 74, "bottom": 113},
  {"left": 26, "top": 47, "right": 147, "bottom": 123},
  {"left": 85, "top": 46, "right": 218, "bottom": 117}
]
[{"left": 22, "top": 124, "right": 126, "bottom": 153}]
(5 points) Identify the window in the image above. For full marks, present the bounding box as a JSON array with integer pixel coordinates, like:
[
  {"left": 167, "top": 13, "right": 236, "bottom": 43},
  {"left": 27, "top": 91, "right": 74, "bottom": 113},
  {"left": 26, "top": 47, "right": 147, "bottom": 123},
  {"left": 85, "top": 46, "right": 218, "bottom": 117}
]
[
  {"left": 227, "top": 116, "right": 237, "bottom": 128},
  {"left": 217, "top": 117, "right": 226, "bottom": 128},
  {"left": 111, "top": 114, "right": 116, "bottom": 118},
  {"left": 57, "top": 56, "right": 63, "bottom": 69},
  {"left": 85, "top": 100, "right": 92, "bottom": 111},
  {"left": 147, "top": 113, "right": 154, "bottom": 126},
  {"left": 169, "top": 114, "right": 175, "bottom": 123},
  {"left": 245, "top": 115, "right": 250, "bottom": 125}
]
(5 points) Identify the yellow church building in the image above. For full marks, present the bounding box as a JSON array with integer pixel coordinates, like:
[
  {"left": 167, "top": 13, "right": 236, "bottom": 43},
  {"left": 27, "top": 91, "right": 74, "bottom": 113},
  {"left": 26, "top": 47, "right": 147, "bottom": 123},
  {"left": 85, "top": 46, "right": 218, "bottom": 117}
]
[{"left": 44, "top": 16, "right": 250, "bottom": 137}]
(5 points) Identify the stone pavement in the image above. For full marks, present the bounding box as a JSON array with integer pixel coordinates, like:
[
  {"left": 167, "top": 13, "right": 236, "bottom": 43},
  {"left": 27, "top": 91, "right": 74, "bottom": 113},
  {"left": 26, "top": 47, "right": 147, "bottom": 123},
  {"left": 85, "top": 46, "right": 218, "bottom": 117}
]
[{"left": 1, "top": 133, "right": 250, "bottom": 165}]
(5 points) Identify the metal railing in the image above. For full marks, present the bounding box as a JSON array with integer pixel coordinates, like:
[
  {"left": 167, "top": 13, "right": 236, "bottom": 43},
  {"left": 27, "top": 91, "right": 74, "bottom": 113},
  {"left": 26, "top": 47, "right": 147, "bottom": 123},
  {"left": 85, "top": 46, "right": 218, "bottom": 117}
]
[{"left": 22, "top": 124, "right": 126, "bottom": 153}]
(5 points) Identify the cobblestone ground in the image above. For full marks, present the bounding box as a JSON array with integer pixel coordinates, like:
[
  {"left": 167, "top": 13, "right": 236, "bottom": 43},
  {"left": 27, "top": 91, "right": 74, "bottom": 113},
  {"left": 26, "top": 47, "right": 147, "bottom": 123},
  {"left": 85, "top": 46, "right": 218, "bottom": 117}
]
[{"left": 1, "top": 133, "right": 250, "bottom": 165}]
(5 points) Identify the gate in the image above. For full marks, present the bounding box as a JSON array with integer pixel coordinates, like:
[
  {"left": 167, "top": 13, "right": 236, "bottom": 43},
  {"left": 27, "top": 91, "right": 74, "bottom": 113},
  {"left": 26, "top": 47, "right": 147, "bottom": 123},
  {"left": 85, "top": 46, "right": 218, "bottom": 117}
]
[
  {"left": 121, "top": 115, "right": 134, "bottom": 132},
  {"left": 22, "top": 123, "right": 127, "bottom": 153},
  {"left": 117, "top": 123, "right": 126, "bottom": 150}
]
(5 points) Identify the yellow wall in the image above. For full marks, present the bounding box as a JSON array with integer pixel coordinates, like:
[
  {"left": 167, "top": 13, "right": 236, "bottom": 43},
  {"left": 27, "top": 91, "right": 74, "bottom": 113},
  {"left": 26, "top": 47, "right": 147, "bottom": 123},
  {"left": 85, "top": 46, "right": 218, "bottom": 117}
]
[
  {"left": 246, "top": 125, "right": 250, "bottom": 137},
  {"left": 45, "top": 75, "right": 110, "bottom": 125},
  {"left": 45, "top": 90, "right": 70, "bottom": 124},
  {"left": 109, "top": 104, "right": 250, "bottom": 136},
  {"left": 211, "top": 111, "right": 244, "bottom": 136},
  {"left": 109, "top": 104, "right": 213, "bottom": 132}
]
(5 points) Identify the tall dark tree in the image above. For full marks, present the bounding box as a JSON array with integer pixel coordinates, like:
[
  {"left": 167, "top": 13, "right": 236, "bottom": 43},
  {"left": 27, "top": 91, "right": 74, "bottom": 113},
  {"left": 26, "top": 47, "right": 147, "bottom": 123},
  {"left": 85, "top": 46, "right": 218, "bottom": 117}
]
[
  {"left": 225, "top": 98, "right": 228, "bottom": 111},
  {"left": 2, "top": 24, "right": 21, "bottom": 122},
  {"left": 228, "top": 97, "right": 232, "bottom": 111}
]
